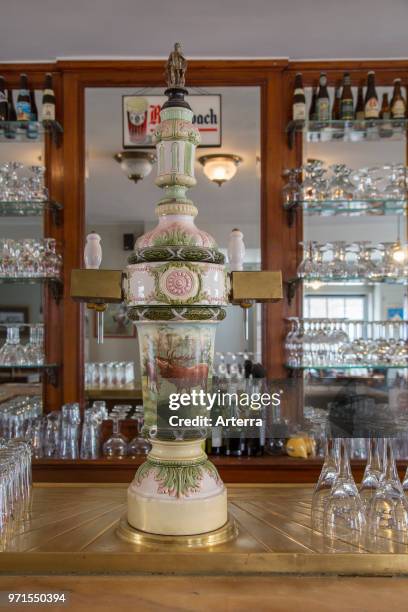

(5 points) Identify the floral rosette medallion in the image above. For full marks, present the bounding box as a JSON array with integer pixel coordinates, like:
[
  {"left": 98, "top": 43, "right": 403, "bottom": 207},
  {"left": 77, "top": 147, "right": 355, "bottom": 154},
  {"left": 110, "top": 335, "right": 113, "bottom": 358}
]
[{"left": 123, "top": 46, "right": 230, "bottom": 536}]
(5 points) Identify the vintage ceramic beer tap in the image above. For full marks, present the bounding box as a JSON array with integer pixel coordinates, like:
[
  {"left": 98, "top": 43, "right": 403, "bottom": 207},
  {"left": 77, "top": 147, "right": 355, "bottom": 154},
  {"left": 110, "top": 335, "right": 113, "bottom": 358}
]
[{"left": 71, "top": 43, "right": 282, "bottom": 541}]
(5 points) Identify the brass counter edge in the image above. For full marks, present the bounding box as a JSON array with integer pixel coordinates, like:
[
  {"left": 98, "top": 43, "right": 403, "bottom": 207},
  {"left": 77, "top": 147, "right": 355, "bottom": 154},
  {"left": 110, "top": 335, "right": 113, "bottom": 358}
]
[{"left": 1, "top": 552, "right": 408, "bottom": 576}]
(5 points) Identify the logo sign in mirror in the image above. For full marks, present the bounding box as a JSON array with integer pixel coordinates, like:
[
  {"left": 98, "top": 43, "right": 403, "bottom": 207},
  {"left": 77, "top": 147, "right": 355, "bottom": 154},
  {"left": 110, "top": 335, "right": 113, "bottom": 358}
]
[{"left": 123, "top": 94, "right": 221, "bottom": 148}]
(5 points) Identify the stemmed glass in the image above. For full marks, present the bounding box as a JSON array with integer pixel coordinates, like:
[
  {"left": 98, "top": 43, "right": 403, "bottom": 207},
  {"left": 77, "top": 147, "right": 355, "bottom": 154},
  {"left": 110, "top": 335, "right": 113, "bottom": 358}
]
[
  {"left": 382, "top": 164, "right": 407, "bottom": 201},
  {"left": 128, "top": 407, "right": 151, "bottom": 457},
  {"left": 352, "top": 167, "right": 383, "bottom": 211},
  {"left": 301, "top": 160, "right": 326, "bottom": 201},
  {"left": 28, "top": 166, "right": 47, "bottom": 201},
  {"left": 297, "top": 241, "right": 320, "bottom": 279},
  {"left": 327, "top": 164, "right": 354, "bottom": 201},
  {"left": 103, "top": 415, "right": 128, "bottom": 458},
  {"left": 323, "top": 438, "right": 366, "bottom": 545},
  {"left": 282, "top": 168, "right": 302, "bottom": 208},
  {"left": 367, "top": 438, "right": 408, "bottom": 546},
  {"left": 311, "top": 437, "right": 339, "bottom": 530},
  {"left": 359, "top": 438, "right": 383, "bottom": 511}
]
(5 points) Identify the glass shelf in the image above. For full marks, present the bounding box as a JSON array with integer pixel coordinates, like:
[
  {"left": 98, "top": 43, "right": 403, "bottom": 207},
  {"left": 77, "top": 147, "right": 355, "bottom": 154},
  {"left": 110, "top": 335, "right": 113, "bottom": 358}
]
[
  {"left": 0, "top": 200, "right": 63, "bottom": 224},
  {"left": 0, "top": 276, "right": 61, "bottom": 283},
  {"left": 299, "top": 276, "right": 407, "bottom": 285},
  {"left": 286, "top": 364, "right": 408, "bottom": 370},
  {"left": 0, "top": 363, "right": 57, "bottom": 369},
  {"left": 286, "top": 119, "right": 408, "bottom": 147},
  {"left": 0, "top": 120, "right": 63, "bottom": 144},
  {"left": 284, "top": 198, "right": 407, "bottom": 217}
]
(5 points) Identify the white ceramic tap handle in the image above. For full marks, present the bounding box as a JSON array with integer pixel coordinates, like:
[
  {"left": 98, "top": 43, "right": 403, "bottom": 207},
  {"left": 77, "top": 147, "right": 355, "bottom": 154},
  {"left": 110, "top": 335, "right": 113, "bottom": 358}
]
[
  {"left": 228, "top": 228, "right": 245, "bottom": 271},
  {"left": 84, "top": 232, "right": 102, "bottom": 269}
]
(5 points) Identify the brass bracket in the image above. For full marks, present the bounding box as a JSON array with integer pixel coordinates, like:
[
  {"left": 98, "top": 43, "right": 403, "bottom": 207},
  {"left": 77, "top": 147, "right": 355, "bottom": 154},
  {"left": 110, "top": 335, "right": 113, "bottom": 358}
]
[
  {"left": 44, "top": 365, "right": 60, "bottom": 388},
  {"left": 286, "top": 278, "right": 301, "bottom": 306},
  {"left": 70, "top": 269, "right": 124, "bottom": 304},
  {"left": 286, "top": 119, "right": 304, "bottom": 149},
  {"left": 230, "top": 271, "right": 283, "bottom": 305},
  {"left": 284, "top": 201, "right": 299, "bottom": 227},
  {"left": 48, "top": 279, "right": 63, "bottom": 304}
]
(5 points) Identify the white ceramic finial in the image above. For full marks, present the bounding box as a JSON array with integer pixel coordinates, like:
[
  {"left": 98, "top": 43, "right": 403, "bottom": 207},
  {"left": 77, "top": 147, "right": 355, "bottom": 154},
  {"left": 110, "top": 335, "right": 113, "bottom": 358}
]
[
  {"left": 228, "top": 228, "right": 245, "bottom": 271},
  {"left": 84, "top": 232, "right": 102, "bottom": 269}
]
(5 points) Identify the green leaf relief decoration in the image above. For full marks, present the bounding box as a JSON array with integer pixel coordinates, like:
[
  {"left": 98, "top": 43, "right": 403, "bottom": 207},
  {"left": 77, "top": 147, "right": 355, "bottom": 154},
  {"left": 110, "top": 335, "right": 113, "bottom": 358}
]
[
  {"left": 135, "top": 459, "right": 222, "bottom": 498},
  {"left": 152, "top": 229, "right": 197, "bottom": 247}
]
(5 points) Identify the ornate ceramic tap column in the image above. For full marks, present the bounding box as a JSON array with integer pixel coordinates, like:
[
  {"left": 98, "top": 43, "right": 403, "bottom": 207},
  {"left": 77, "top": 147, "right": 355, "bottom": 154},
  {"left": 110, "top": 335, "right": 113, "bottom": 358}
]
[{"left": 123, "top": 44, "right": 230, "bottom": 537}]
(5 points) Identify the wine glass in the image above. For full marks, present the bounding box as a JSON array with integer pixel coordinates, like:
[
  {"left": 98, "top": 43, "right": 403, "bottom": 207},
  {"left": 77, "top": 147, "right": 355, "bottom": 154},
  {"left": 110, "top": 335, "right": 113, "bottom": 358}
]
[
  {"left": 311, "top": 437, "right": 339, "bottom": 530},
  {"left": 327, "top": 164, "right": 354, "bottom": 200},
  {"left": 103, "top": 415, "right": 128, "bottom": 458},
  {"left": 359, "top": 438, "right": 383, "bottom": 511},
  {"left": 367, "top": 438, "right": 408, "bottom": 548},
  {"left": 282, "top": 168, "right": 302, "bottom": 208},
  {"left": 323, "top": 438, "right": 366, "bottom": 545}
]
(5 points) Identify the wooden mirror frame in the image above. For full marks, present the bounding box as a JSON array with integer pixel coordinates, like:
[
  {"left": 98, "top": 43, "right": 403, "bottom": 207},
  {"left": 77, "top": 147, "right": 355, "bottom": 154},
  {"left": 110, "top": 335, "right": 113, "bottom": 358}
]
[{"left": 57, "top": 58, "right": 299, "bottom": 407}]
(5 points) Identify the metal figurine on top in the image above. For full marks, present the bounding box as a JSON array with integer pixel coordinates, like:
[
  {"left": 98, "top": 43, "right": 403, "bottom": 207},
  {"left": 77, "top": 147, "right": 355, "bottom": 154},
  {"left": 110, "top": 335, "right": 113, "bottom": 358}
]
[{"left": 165, "top": 42, "right": 187, "bottom": 88}]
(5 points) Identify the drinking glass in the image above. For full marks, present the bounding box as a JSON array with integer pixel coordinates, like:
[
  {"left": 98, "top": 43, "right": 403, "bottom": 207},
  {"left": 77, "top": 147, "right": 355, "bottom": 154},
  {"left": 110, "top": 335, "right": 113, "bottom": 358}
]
[
  {"left": 103, "top": 415, "right": 128, "bottom": 458},
  {"left": 0, "top": 326, "right": 27, "bottom": 366},
  {"left": 382, "top": 164, "right": 407, "bottom": 201},
  {"left": 128, "top": 407, "right": 151, "bottom": 456},
  {"left": 80, "top": 407, "right": 102, "bottom": 459},
  {"left": 359, "top": 438, "right": 383, "bottom": 511},
  {"left": 24, "top": 324, "right": 44, "bottom": 365},
  {"left": 43, "top": 411, "right": 61, "bottom": 458},
  {"left": 311, "top": 437, "right": 339, "bottom": 530},
  {"left": 367, "top": 438, "right": 408, "bottom": 546},
  {"left": 282, "top": 168, "right": 302, "bottom": 207},
  {"left": 327, "top": 164, "right": 354, "bottom": 200},
  {"left": 59, "top": 403, "right": 81, "bottom": 459},
  {"left": 28, "top": 166, "right": 47, "bottom": 201},
  {"left": 323, "top": 438, "right": 366, "bottom": 545}
]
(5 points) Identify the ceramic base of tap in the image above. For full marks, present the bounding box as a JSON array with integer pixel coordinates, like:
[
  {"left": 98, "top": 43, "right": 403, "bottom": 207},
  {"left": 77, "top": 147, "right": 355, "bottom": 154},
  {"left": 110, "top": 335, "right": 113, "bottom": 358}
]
[{"left": 127, "top": 439, "right": 228, "bottom": 536}]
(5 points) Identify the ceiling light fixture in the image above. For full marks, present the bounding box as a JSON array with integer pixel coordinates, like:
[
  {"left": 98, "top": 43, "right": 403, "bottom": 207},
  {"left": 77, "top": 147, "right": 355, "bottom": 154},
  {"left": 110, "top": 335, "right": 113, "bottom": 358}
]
[
  {"left": 114, "top": 151, "right": 156, "bottom": 183},
  {"left": 198, "top": 153, "right": 242, "bottom": 186}
]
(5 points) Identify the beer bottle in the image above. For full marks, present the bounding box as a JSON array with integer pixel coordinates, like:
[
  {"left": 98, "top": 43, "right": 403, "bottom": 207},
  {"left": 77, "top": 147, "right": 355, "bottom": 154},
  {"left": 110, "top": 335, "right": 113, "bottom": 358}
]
[
  {"left": 209, "top": 401, "right": 223, "bottom": 456},
  {"left": 27, "top": 89, "right": 39, "bottom": 139},
  {"left": 340, "top": 72, "right": 354, "bottom": 120},
  {"left": 29, "top": 90, "right": 38, "bottom": 121},
  {"left": 41, "top": 73, "right": 56, "bottom": 121},
  {"left": 0, "top": 76, "right": 7, "bottom": 121},
  {"left": 355, "top": 85, "right": 365, "bottom": 120},
  {"left": 316, "top": 73, "right": 330, "bottom": 122},
  {"left": 309, "top": 84, "right": 318, "bottom": 121},
  {"left": 331, "top": 85, "right": 341, "bottom": 120},
  {"left": 292, "top": 73, "right": 306, "bottom": 121},
  {"left": 364, "top": 71, "right": 379, "bottom": 120},
  {"left": 6, "top": 88, "right": 17, "bottom": 139},
  {"left": 380, "top": 93, "right": 391, "bottom": 119},
  {"left": 16, "top": 74, "right": 31, "bottom": 121},
  {"left": 390, "top": 78, "right": 406, "bottom": 119},
  {"left": 380, "top": 93, "right": 392, "bottom": 136}
]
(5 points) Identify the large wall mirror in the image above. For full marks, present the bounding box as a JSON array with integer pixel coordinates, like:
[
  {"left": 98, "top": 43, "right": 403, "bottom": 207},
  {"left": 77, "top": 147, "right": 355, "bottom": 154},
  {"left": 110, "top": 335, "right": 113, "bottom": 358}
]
[
  {"left": 84, "top": 85, "right": 261, "bottom": 404},
  {"left": 298, "top": 83, "right": 407, "bottom": 423}
]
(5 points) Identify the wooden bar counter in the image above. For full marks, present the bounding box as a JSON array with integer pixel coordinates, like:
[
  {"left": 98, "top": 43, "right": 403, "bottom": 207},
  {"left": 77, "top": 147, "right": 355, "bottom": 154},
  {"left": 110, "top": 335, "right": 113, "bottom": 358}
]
[{"left": 1, "top": 483, "right": 408, "bottom": 610}]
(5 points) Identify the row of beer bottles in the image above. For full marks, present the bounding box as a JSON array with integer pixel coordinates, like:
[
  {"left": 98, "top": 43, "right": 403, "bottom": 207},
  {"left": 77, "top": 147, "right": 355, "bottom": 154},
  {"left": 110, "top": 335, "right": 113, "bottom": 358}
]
[
  {"left": 0, "top": 73, "right": 56, "bottom": 134},
  {"left": 292, "top": 71, "right": 406, "bottom": 123}
]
